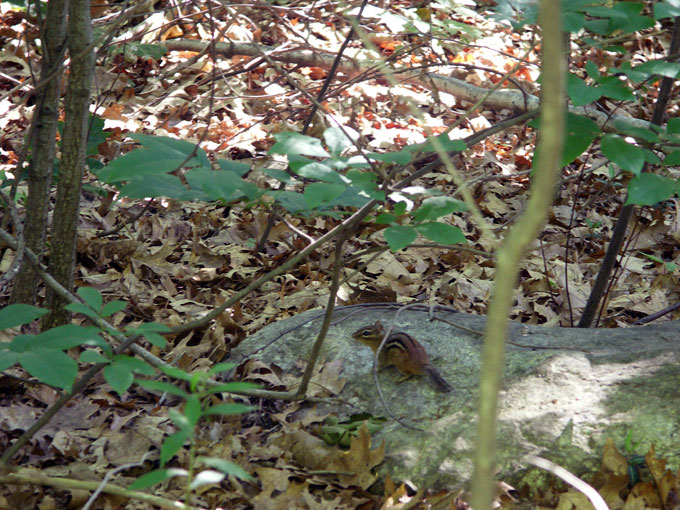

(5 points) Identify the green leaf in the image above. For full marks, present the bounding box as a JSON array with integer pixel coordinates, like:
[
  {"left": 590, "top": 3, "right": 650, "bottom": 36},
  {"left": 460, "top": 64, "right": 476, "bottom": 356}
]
[
  {"left": 128, "top": 468, "right": 187, "bottom": 490},
  {"left": 664, "top": 151, "right": 680, "bottom": 166},
  {"left": 199, "top": 457, "right": 254, "bottom": 481},
  {"left": 159, "top": 364, "right": 193, "bottom": 382},
  {"left": 269, "top": 190, "right": 308, "bottom": 213},
  {"left": 393, "top": 202, "right": 407, "bottom": 215},
  {"left": 613, "top": 123, "right": 661, "bottom": 143},
  {"left": 130, "top": 134, "right": 210, "bottom": 166},
  {"left": 288, "top": 155, "right": 314, "bottom": 173},
  {"left": 33, "top": 325, "right": 104, "bottom": 350},
  {"left": 585, "top": 61, "right": 600, "bottom": 80},
  {"left": 135, "top": 379, "right": 188, "bottom": 398},
  {"left": 611, "top": 61, "right": 650, "bottom": 82},
  {"left": 190, "top": 371, "right": 206, "bottom": 392},
  {"left": 160, "top": 429, "right": 190, "bottom": 466},
  {"left": 208, "top": 381, "right": 260, "bottom": 393},
  {"left": 216, "top": 159, "right": 250, "bottom": 177},
  {"left": 0, "top": 351, "right": 20, "bottom": 371},
  {"left": 0, "top": 305, "right": 48, "bottom": 330},
  {"left": 64, "top": 302, "right": 101, "bottom": 321},
  {"left": 667, "top": 118, "right": 680, "bottom": 134},
  {"left": 585, "top": 3, "right": 653, "bottom": 34},
  {"left": 413, "top": 196, "right": 467, "bottom": 221},
  {"left": 655, "top": 2, "right": 680, "bottom": 19},
  {"left": 204, "top": 402, "right": 255, "bottom": 416},
  {"left": 601, "top": 134, "right": 645, "bottom": 174},
  {"left": 639, "top": 252, "right": 677, "bottom": 272},
  {"left": 491, "top": 0, "right": 537, "bottom": 28},
  {"left": 563, "top": 11, "right": 585, "bottom": 32},
  {"left": 269, "top": 132, "right": 330, "bottom": 158},
  {"left": 128, "top": 322, "right": 171, "bottom": 333},
  {"left": 118, "top": 174, "right": 193, "bottom": 200},
  {"left": 184, "top": 395, "right": 202, "bottom": 427},
  {"left": 20, "top": 349, "right": 78, "bottom": 390},
  {"left": 567, "top": 73, "right": 602, "bottom": 106},
  {"left": 7, "top": 334, "right": 38, "bottom": 352},
  {"left": 324, "top": 126, "right": 358, "bottom": 156},
  {"left": 626, "top": 174, "right": 679, "bottom": 206},
  {"left": 100, "top": 300, "right": 127, "bottom": 317},
  {"left": 168, "top": 409, "right": 191, "bottom": 431},
  {"left": 126, "top": 322, "right": 169, "bottom": 347},
  {"left": 582, "top": 19, "right": 608, "bottom": 35},
  {"left": 642, "top": 148, "right": 661, "bottom": 165},
  {"left": 415, "top": 222, "right": 466, "bottom": 244},
  {"left": 324, "top": 185, "right": 373, "bottom": 209},
  {"left": 85, "top": 115, "right": 110, "bottom": 156},
  {"left": 97, "top": 149, "right": 181, "bottom": 184},
  {"left": 416, "top": 135, "right": 467, "bottom": 154},
  {"left": 364, "top": 151, "right": 412, "bottom": 165},
  {"left": 562, "top": 113, "right": 601, "bottom": 165},
  {"left": 104, "top": 362, "right": 135, "bottom": 396},
  {"left": 375, "top": 212, "right": 397, "bottom": 224},
  {"left": 346, "top": 171, "right": 384, "bottom": 200},
  {"left": 142, "top": 333, "right": 167, "bottom": 348},
  {"left": 79, "top": 350, "right": 110, "bottom": 364},
  {"left": 262, "top": 168, "right": 294, "bottom": 183},
  {"left": 383, "top": 225, "right": 417, "bottom": 251},
  {"left": 111, "top": 42, "right": 168, "bottom": 60},
  {"left": 209, "top": 362, "right": 237, "bottom": 375},
  {"left": 633, "top": 61, "right": 680, "bottom": 79},
  {"left": 111, "top": 355, "right": 155, "bottom": 375},
  {"left": 97, "top": 134, "right": 209, "bottom": 185},
  {"left": 304, "top": 183, "right": 346, "bottom": 209},
  {"left": 184, "top": 168, "right": 255, "bottom": 202},
  {"left": 294, "top": 162, "right": 346, "bottom": 184},
  {"left": 595, "top": 76, "right": 634, "bottom": 101},
  {"left": 323, "top": 156, "right": 350, "bottom": 171}
]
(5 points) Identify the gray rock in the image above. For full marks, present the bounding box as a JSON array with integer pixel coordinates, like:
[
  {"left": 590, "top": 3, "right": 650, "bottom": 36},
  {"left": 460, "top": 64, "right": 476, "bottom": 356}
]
[{"left": 230, "top": 306, "right": 680, "bottom": 489}]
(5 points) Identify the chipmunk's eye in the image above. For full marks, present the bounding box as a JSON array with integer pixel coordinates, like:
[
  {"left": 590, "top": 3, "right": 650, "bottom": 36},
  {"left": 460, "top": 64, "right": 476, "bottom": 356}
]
[{"left": 362, "top": 331, "right": 370, "bottom": 336}]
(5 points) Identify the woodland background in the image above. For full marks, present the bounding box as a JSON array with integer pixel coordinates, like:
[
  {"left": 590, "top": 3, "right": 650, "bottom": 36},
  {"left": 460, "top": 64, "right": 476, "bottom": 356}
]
[{"left": 0, "top": 0, "right": 680, "bottom": 508}]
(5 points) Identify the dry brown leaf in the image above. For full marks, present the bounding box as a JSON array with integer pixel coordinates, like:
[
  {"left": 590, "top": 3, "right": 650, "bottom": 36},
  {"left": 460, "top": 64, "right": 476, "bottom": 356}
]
[
  {"left": 602, "top": 438, "right": 628, "bottom": 476},
  {"left": 625, "top": 482, "right": 659, "bottom": 510},
  {"left": 599, "top": 474, "right": 628, "bottom": 510},
  {"left": 328, "top": 423, "right": 385, "bottom": 489},
  {"left": 645, "top": 445, "right": 679, "bottom": 509},
  {"left": 270, "top": 424, "right": 334, "bottom": 470},
  {"left": 307, "top": 359, "right": 346, "bottom": 397},
  {"left": 252, "top": 466, "right": 294, "bottom": 508},
  {"left": 555, "top": 489, "right": 595, "bottom": 510}
]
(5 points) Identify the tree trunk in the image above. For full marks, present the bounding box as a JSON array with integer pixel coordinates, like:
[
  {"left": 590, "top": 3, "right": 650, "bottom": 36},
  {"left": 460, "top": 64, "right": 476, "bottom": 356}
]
[
  {"left": 43, "top": 0, "right": 95, "bottom": 328},
  {"left": 10, "top": 0, "right": 67, "bottom": 305}
]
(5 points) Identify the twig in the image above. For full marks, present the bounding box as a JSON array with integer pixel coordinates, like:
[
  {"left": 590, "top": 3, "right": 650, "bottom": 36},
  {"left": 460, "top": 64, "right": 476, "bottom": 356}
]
[
  {"left": 82, "top": 453, "right": 153, "bottom": 510},
  {"left": 96, "top": 199, "right": 155, "bottom": 238},
  {"left": 0, "top": 470, "right": 205, "bottom": 510},
  {"left": 525, "top": 456, "right": 610, "bottom": 510},
  {"left": 634, "top": 301, "right": 680, "bottom": 324},
  {"left": 0, "top": 190, "right": 25, "bottom": 291},
  {"left": 282, "top": 217, "right": 316, "bottom": 244},
  {"left": 296, "top": 233, "right": 350, "bottom": 396},
  {"left": 300, "top": 0, "right": 370, "bottom": 133}
]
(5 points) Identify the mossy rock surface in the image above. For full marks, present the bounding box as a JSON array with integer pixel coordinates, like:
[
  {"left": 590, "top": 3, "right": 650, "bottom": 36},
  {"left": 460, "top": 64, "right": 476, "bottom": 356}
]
[{"left": 230, "top": 306, "right": 680, "bottom": 489}]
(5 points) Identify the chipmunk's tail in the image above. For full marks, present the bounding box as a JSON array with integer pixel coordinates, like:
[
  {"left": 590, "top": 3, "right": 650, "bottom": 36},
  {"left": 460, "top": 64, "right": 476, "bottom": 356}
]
[{"left": 424, "top": 365, "right": 453, "bottom": 392}]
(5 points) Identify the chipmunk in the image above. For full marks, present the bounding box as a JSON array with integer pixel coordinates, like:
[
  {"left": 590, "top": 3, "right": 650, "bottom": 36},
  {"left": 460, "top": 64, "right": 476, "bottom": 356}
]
[{"left": 352, "top": 320, "right": 453, "bottom": 392}]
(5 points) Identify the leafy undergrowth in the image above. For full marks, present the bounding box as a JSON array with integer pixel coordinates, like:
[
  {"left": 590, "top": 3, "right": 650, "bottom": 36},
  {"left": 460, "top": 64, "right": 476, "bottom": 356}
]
[
  {"left": 1, "top": 0, "right": 680, "bottom": 508},
  {"left": 524, "top": 442, "right": 680, "bottom": 510}
]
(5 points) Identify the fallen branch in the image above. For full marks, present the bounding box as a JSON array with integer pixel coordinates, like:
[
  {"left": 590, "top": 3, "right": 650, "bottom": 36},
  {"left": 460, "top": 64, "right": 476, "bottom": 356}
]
[{"left": 162, "top": 39, "right": 651, "bottom": 133}]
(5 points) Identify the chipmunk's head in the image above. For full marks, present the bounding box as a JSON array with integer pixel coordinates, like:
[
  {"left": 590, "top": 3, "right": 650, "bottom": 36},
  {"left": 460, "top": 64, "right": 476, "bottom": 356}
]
[{"left": 352, "top": 320, "right": 385, "bottom": 343}]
